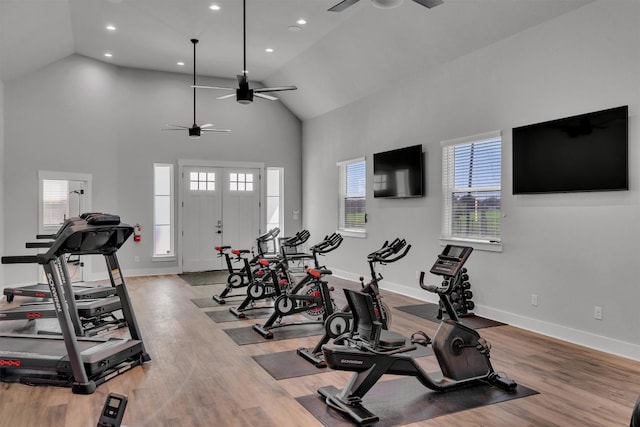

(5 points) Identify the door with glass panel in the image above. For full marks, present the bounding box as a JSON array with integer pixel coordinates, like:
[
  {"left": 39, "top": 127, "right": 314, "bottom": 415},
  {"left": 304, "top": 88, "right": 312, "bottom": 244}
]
[{"left": 182, "top": 167, "right": 223, "bottom": 272}]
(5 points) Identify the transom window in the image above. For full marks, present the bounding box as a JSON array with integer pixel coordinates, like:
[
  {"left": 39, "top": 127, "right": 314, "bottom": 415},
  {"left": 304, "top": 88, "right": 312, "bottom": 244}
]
[
  {"left": 190, "top": 172, "right": 216, "bottom": 191},
  {"left": 230, "top": 173, "right": 254, "bottom": 191}
]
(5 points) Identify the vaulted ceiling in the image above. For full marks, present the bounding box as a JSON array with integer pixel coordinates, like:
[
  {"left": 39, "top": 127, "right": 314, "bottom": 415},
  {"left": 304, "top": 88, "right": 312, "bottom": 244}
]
[{"left": 0, "top": 0, "right": 592, "bottom": 120}]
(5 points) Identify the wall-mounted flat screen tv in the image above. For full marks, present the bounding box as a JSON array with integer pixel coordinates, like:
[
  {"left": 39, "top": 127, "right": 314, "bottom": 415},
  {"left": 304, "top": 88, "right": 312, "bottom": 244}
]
[
  {"left": 373, "top": 144, "right": 424, "bottom": 198},
  {"left": 512, "top": 105, "right": 628, "bottom": 194}
]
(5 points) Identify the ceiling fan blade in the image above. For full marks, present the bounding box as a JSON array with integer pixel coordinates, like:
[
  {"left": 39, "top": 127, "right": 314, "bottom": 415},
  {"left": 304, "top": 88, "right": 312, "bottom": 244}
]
[
  {"left": 202, "top": 128, "right": 232, "bottom": 133},
  {"left": 254, "top": 93, "right": 279, "bottom": 101},
  {"left": 254, "top": 86, "right": 297, "bottom": 93},
  {"left": 201, "top": 123, "right": 214, "bottom": 128},
  {"left": 412, "top": 0, "right": 444, "bottom": 8},
  {"left": 162, "top": 128, "right": 187, "bottom": 131},
  {"left": 165, "top": 124, "right": 190, "bottom": 129},
  {"left": 217, "top": 93, "right": 236, "bottom": 100},
  {"left": 328, "top": 0, "right": 360, "bottom": 11},
  {"left": 192, "top": 85, "right": 235, "bottom": 91}
]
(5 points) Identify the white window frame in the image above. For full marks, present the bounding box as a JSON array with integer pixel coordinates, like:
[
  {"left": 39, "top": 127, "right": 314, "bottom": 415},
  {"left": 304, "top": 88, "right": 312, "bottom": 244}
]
[
  {"left": 441, "top": 130, "right": 502, "bottom": 252},
  {"left": 337, "top": 157, "right": 367, "bottom": 238},
  {"left": 153, "top": 163, "right": 175, "bottom": 260},
  {"left": 38, "top": 171, "right": 92, "bottom": 235},
  {"left": 266, "top": 167, "right": 284, "bottom": 238}
]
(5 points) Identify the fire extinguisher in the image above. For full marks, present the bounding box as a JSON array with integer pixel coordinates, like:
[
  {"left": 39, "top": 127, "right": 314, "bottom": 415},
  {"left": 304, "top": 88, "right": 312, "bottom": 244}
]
[{"left": 134, "top": 224, "right": 141, "bottom": 242}]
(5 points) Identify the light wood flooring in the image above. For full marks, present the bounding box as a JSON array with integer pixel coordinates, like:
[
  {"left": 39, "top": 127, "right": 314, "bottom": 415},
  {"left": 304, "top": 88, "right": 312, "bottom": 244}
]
[{"left": 0, "top": 273, "right": 639, "bottom": 426}]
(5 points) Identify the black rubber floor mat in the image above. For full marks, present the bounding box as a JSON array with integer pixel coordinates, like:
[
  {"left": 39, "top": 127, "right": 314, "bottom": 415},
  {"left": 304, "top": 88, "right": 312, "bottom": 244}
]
[
  {"left": 253, "top": 345, "right": 434, "bottom": 380},
  {"left": 206, "top": 308, "right": 272, "bottom": 323},
  {"left": 298, "top": 376, "right": 537, "bottom": 426},
  {"left": 396, "top": 303, "right": 506, "bottom": 329},
  {"left": 191, "top": 298, "right": 222, "bottom": 308},
  {"left": 178, "top": 270, "right": 228, "bottom": 286},
  {"left": 223, "top": 324, "right": 324, "bottom": 345}
]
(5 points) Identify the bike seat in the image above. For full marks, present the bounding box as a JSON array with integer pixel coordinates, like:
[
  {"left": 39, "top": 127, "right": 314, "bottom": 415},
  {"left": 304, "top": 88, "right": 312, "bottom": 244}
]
[{"left": 378, "top": 330, "right": 406, "bottom": 348}]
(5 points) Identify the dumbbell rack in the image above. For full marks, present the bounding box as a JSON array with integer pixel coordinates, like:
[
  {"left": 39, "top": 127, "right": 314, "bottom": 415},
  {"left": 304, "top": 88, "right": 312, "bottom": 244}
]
[{"left": 436, "top": 267, "right": 475, "bottom": 319}]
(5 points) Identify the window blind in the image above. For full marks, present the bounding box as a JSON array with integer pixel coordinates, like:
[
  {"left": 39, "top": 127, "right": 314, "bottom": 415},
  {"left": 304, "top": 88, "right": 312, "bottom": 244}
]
[{"left": 442, "top": 132, "right": 501, "bottom": 242}]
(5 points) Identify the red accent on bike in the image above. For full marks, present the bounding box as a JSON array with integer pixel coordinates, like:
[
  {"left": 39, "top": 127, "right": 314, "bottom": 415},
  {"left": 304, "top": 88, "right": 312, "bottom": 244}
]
[
  {"left": 255, "top": 270, "right": 265, "bottom": 277},
  {"left": 307, "top": 269, "right": 321, "bottom": 279},
  {"left": 258, "top": 259, "right": 270, "bottom": 267},
  {"left": 215, "top": 246, "right": 223, "bottom": 252},
  {"left": 35, "top": 292, "right": 47, "bottom": 297},
  {"left": 232, "top": 249, "right": 241, "bottom": 256},
  {"left": 0, "top": 359, "right": 21, "bottom": 367},
  {"left": 26, "top": 312, "right": 43, "bottom": 319}
]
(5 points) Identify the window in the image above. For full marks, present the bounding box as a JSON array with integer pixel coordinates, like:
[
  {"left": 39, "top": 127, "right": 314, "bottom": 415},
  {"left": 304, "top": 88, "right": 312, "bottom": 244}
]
[
  {"left": 38, "top": 171, "right": 91, "bottom": 235},
  {"left": 266, "top": 168, "right": 283, "bottom": 236},
  {"left": 338, "top": 158, "right": 366, "bottom": 235},
  {"left": 154, "top": 164, "right": 174, "bottom": 257},
  {"left": 230, "top": 172, "right": 254, "bottom": 192},
  {"left": 190, "top": 172, "right": 215, "bottom": 191},
  {"left": 441, "top": 131, "right": 502, "bottom": 247}
]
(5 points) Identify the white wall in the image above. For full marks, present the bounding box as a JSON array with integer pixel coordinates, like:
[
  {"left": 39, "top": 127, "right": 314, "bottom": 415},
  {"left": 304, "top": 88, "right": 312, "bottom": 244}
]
[
  {"left": 3, "top": 54, "right": 302, "bottom": 283},
  {"left": 0, "top": 78, "right": 5, "bottom": 284},
  {"left": 302, "top": 0, "right": 640, "bottom": 360}
]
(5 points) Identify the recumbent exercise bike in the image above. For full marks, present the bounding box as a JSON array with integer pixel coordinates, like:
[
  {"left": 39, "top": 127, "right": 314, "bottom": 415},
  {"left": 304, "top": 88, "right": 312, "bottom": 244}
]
[
  {"left": 297, "top": 237, "right": 410, "bottom": 367},
  {"left": 317, "top": 244, "right": 517, "bottom": 425}
]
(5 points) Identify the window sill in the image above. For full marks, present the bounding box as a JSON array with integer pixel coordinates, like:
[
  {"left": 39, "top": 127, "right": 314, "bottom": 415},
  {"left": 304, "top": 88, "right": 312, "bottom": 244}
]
[
  {"left": 439, "top": 237, "right": 502, "bottom": 252},
  {"left": 152, "top": 255, "right": 177, "bottom": 262},
  {"left": 338, "top": 229, "right": 367, "bottom": 239}
]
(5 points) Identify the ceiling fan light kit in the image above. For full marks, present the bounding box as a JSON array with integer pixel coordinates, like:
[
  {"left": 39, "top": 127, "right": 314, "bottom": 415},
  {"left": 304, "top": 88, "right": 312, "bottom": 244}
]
[
  {"left": 328, "top": 0, "right": 442, "bottom": 12},
  {"left": 371, "top": 0, "right": 404, "bottom": 9}
]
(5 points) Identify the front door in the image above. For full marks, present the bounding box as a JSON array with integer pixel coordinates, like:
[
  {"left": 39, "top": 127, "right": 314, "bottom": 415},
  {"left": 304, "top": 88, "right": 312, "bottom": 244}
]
[
  {"left": 181, "top": 165, "right": 262, "bottom": 272},
  {"left": 182, "top": 167, "right": 223, "bottom": 272}
]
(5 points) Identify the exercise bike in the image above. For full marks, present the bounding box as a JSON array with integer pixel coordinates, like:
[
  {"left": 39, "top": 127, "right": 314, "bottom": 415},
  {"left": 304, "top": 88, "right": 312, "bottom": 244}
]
[
  {"left": 212, "top": 227, "right": 280, "bottom": 304},
  {"left": 297, "top": 237, "right": 410, "bottom": 367},
  {"left": 229, "top": 232, "right": 342, "bottom": 320},
  {"left": 252, "top": 265, "right": 335, "bottom": 339},
  {"left": 228, "top": 258, "right": 289, "bottom": 319},
  {"left": 317, "top": 244, "right": 517, "bottom": 425},
  {"left": 251, "top": 233, "right": 343, "bottom": 338}
]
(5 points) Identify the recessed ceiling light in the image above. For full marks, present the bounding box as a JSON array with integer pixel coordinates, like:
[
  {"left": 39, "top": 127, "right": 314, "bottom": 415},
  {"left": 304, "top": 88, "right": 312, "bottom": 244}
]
[
  {"left": 265, "top": 48, "right": 274, "bottom": 53},
  {"left": 106, "top": 25, "right": 116, "bottom": 31},
  {"left": 209, "top": 4, "right": 220, "bottom": 11},
  {"left": 288, "top": 25, "right": 301, "bottom": 32},
  {"left": 296, "top": 19, "right": 307, "bottom": 25},
  {"left": 177, "top": 61, "right": 185, "bottom": 66},
  {"left": 104, "top": 52, "right": 113, "bottom": 58}
]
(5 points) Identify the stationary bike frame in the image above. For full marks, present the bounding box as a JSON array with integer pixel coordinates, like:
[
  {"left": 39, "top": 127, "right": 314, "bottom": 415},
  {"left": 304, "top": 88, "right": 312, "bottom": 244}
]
[
  {"left": 212, "top": 227, "right": 280, "bottom": 304},
  {"left": 297, "top": 238, "right": 411, "bottom": 367}
]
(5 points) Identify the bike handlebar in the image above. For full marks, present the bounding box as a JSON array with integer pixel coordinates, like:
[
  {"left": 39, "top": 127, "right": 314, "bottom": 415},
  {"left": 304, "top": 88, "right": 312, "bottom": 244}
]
[
  {"left": 418, "top": 271, "right": 450, "bottom": 294},
  {"left": 368, "top": 238, "right": 411, "bottom": 263},
  {"left": 310, "top": 232, "right": 343, "bottom": 254}
]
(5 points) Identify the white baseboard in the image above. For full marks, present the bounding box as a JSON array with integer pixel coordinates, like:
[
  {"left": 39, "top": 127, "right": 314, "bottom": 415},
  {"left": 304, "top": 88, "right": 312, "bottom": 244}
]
[{"left": 332, "top": 268, "right": 640, "bottom": 362}]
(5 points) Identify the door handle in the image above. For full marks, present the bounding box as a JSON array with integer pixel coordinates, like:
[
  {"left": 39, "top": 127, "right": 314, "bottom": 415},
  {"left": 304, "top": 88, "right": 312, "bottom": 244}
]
[{"left": 216, "top": 220, "right": 222, "bottom": 233}]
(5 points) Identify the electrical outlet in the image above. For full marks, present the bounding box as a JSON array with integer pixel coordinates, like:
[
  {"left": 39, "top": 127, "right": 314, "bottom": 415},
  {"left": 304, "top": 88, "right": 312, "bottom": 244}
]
[
  {"left": 594, "top": 305, "right": 603, "bottom": 320},
  {"left": 134, "top": 256, "right": 140, "bottom": 263},
  {"left": 531, "top": 294, "right": 538, "bottom": 306}
]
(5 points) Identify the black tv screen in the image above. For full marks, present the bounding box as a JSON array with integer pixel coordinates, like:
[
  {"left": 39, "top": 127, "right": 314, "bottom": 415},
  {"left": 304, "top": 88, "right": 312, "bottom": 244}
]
[
  {"left": 512, "top": 106, "right": 628, "bottom": 194},
  {"left": 373, "top": 144, "right": 424, "bottom": 198}
]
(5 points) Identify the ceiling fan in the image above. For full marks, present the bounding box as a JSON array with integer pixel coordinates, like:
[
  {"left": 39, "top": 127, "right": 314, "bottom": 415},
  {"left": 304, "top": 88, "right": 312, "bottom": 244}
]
[
  {"left": 328, "top": 0, "right": 443, "bottom": 12},
  {"left": 163, "top": 39, "right": 230, "bottom": 138},
  {"left": 193, "top": 0, "right": 297, "bottom": 105}
]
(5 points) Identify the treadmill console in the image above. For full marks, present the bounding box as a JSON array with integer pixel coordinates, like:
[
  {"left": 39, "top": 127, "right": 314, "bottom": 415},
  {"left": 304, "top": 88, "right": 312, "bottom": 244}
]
[
  {"left": 429, "top": 245, "right": 473, "bottom": 278},
  {"left": 97, "top": 392, "right": 128, "bottom": 427}
]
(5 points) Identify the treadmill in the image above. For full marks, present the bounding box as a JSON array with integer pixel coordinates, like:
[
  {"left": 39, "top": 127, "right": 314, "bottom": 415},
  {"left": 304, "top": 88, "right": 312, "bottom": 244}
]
[
  {"left": 3, "top": 219, "right": 117, "bottom": 303},
  {"left": 0, "top": 213, "right": 151, "bottom": 394}
]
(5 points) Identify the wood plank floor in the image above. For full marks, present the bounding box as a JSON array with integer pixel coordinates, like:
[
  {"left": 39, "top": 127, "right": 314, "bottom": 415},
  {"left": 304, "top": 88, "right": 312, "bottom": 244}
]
[{"left": 1, "top": 273, "right": 638, "bottom": 426}]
